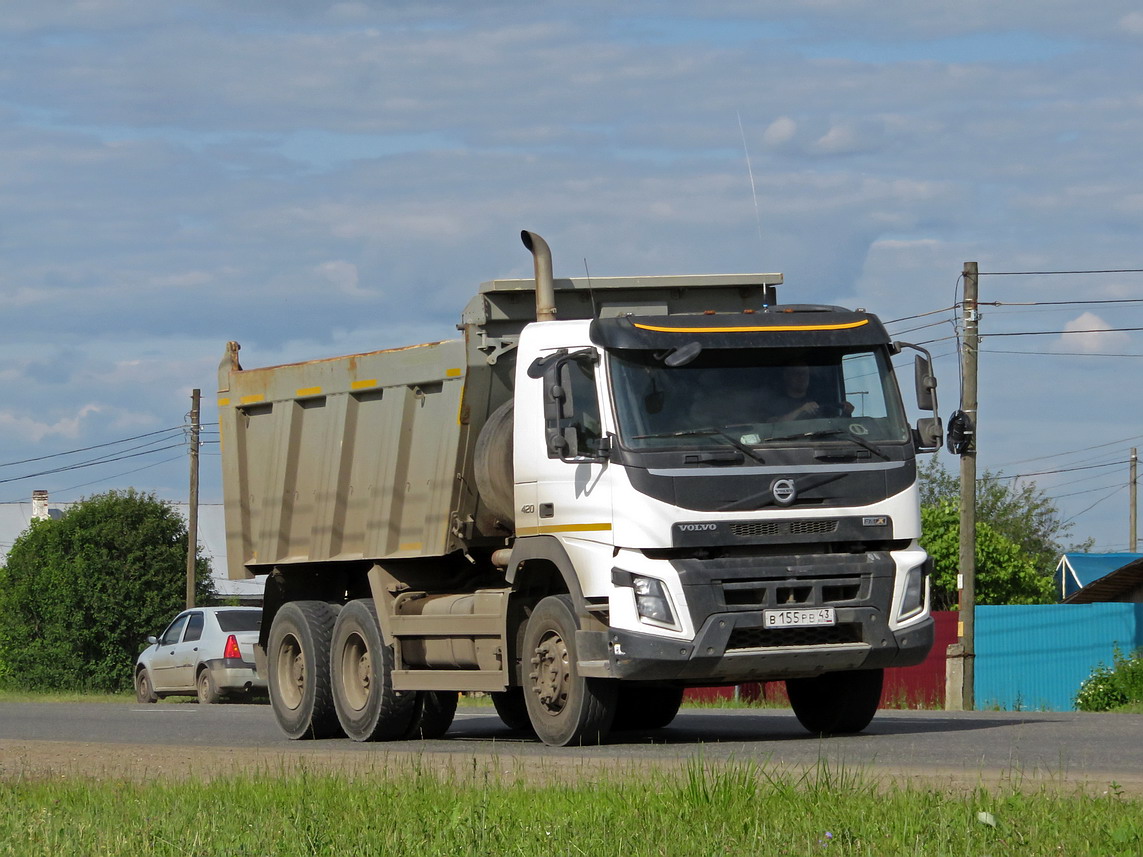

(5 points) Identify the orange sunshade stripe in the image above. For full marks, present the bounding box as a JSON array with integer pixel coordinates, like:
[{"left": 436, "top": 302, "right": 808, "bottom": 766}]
[{"left": 632, "top": 319, "right": 870, "bottom": 334}]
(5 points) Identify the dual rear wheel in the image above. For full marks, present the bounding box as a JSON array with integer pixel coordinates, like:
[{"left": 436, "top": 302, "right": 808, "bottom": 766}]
[{"left": 267, "top": 599, "right": 458, "bottom": 741}]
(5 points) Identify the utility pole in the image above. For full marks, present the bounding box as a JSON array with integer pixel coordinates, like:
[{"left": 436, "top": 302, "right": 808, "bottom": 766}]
[
  {"left": 186, "top": 388, "right": 201, "bottom": 610},
  {"left": 947, "top": 262, "right": 978, "bottom": 711},
  {"left": 1131, "top": 448, "right": 1138, "bottom": 553}
]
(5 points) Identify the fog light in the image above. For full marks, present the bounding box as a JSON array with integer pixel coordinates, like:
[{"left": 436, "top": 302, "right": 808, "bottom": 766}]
[
  {"left": 899, "top": 566, "right": 925, "bottom": 620},
  {"left": 633, "top": 576, "right": 674, "bottom": 624}
]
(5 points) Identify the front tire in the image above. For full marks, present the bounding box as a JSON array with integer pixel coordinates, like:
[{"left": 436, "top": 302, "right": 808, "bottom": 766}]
[
  {"left": 267, "top": 601, "right": 343, "bottom": 739},
  {"left": 491, "top": 688, "right": 534, "bottom": 733},
  {"left": 786, "top": 668, "right": 884, "bottom": 735},
  {"left": 522, "top": 595, "right": 618, "bottom": 747},
  {"left": 135, "top": 668, "right": 158, "bottom": 704},
  {"left": 330, "top": 599, "right": 417, "bottom": 741},
  {"left": 611, "top": 684, "right": 684, "bottom": 731},
  {"left": 404, "top": 691, "right": 459, "bottom": 740}
]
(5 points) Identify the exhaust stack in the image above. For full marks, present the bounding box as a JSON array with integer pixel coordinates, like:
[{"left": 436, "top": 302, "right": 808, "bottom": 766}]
[{"left": 521, "top": 230, "right": 557, "bottom": 322}]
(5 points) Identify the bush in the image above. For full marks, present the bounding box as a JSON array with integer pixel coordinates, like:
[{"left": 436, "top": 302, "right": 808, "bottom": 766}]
[
  {"left": 1075, "top": 648, "right": 1143, "bottom": 712},
  {"left": 0, "top": 489, "right": 214, "bottom": 692}
]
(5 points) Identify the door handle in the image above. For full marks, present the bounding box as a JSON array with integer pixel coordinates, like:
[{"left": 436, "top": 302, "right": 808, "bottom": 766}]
[{"left": 539, "top": 503, "right": 555, "bottom": 518}]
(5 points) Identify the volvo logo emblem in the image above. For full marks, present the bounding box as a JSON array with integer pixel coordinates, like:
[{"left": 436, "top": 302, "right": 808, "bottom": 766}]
[{"left": 771, "top": 478, "right": 797, "bottom": 505}]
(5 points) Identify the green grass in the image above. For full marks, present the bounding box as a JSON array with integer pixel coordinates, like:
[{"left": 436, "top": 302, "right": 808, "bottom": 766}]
[{"left": 1, "top": 762, "right": 1139, "bottom": 856}]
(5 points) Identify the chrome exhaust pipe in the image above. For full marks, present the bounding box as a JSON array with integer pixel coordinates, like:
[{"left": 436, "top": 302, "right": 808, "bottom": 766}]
[{"left": 521, "top": 230, "right": 557, "bottom": 322}]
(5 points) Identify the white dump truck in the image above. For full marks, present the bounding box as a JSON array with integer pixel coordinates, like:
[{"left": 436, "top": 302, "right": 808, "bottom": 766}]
[{"left": 218, "top": 231, "right": 942, "bottom": 746}]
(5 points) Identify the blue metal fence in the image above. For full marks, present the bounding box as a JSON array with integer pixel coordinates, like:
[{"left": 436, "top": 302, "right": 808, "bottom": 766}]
[{"left": 975, "top": 603, "right": 1143, "bottom": 711}]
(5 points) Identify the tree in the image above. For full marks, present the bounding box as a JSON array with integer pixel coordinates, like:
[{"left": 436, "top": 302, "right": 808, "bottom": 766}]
[
  {"left": 919, "top": 458, "right": 1090, "bottom": 609},
  {"left": 0, "top": 490, "right": 214, "bottom": 692}
]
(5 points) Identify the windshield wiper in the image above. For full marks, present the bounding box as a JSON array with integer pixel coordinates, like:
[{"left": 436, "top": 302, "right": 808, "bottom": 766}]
[
  {"left": 760, "top": 428, "right": 888, "bottom": 460},
  {"left": 632, "top": 428, "right": 767, "bottom": 463}
]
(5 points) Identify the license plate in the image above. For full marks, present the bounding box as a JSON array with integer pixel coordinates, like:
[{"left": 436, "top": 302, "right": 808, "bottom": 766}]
[{"left": 763, "top": 607, "right": 836, "bottom": 628}]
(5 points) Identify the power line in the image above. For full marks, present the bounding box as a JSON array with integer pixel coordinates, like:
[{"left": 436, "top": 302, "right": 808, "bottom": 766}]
[
  {"left": 981, "top": 348, "right": 1143, "bottom": 357},
  {"left": 0, "top": 443, "right": 186, "bottom": 486},
  {"left": 979, "top": 269, "right": 1143, "bottom": 276},
  {"left": 0, "top": 425, "right": 188, "bottom": 469},
  {"left": 981, "top": 326, "right": 1143, "bottom": 338}
]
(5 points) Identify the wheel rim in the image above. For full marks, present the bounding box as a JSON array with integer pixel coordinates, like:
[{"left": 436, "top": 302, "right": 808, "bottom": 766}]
[
  {"left": 530, "top": 628, "right": 571, "bottom": 716},
  {"left": 339, "top": 631, "right": 372, "bottom": 712},
  {"left": 198, "top": 673, "right": 208, "bottom": 698},
  {"left": 139, "top": 673, "right": 150, "bottom": 698},
  {"left": 275, "top": 633, "right": 305, "bottom": 711}
]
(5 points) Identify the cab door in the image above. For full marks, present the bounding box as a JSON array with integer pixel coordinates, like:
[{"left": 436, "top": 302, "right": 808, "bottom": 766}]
[
  {"left": 149, "top": 612, "right": 190, "bottom": 691},
  {"left": 524, "top": 348, "right": 614, "bottom": 552}
]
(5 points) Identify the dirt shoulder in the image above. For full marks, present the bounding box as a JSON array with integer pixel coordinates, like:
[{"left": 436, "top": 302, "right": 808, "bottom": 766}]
[{"left": 4, "top": 738, "right": 1141, "bottom": 797}]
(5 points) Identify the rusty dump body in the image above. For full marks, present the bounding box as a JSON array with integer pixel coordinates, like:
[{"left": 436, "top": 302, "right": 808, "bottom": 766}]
[{"left": 217, "top": 271, "right": 781, "bottom": 583}]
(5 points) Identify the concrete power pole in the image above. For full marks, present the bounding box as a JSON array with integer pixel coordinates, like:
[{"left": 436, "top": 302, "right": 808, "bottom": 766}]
[
  {"left": 186, "top": 388, "right": 201, "bottom": 610},
  {"left": 947, "top": 263, "right": 979, "bottom": 711}
]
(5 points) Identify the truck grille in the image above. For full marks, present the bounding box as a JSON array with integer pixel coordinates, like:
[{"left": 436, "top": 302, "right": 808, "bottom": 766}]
[
  {"left": 721, "top": 575, "right": 864, "bottom": 608},
  {"left": 730, "top": 519, "right": 838, "bottom": 538},
  {"left": 727, "top": 624, "right": 862, "bottom": 651}
]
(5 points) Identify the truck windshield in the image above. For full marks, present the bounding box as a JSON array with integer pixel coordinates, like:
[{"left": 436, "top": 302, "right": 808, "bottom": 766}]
[{"left": 608, "top": 347, "right": 909, "bottom": 452}]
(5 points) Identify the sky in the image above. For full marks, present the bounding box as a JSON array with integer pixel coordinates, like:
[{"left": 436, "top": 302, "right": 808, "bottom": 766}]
[{"left": 3, "top": 0, "right": 1143, "bottom": 562}]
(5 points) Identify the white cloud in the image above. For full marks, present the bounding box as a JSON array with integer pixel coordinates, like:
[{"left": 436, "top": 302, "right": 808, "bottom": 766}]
[
  {"left": 762, "top": 116, "right": 797, "bottom": 147},
  {"left": 1118, "top": 11, "right": 1143, "bottom": 35},
  {"left": 0, "top": 405, "right": 104, "bottom": 443},
  {"left": 1056, "top": 312, "right": 1133, "bottom": 354}
]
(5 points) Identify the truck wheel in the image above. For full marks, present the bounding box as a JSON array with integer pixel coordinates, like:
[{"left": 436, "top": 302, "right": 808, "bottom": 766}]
[
  {"left": 268, "top": 600, "right": 343, "bottom": 740},
  {"left": 491, "top": 688, "right": 534, "bottom": 733},
  {"left": 330, "top": 599, "right": 417, "bottom": 741},
  {"left": 404, "top": 691, "right": 459, "bottom": 740},
  {"left": 611, "top": 684, "right": 685, "bottom": 731},
  {"left": 786, "top": 668, "right": 884, "bottom": 735},
  {"left": 196, "top": 668, "right": 221, "bottom": 705},
  {"left": 522, "top": 595, "right": 618, "bottom": 747},
  {"left": 135, "top": 668, "right": 158, "bottom": 704}
]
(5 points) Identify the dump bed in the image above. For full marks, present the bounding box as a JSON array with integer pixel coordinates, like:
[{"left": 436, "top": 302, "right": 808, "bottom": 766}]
[{"left": 217, "top": 339, "right": 469, "bottom": 579}]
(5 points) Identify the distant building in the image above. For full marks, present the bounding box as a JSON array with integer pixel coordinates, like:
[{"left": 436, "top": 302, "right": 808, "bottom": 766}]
[{"left": 1055, "top": 552, "right": 1143, "bottom": 604}]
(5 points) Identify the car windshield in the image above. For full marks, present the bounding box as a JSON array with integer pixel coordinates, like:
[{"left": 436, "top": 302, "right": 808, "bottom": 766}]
[
  {"left": 215, "top": 611, "right": 261, "bottom": 632},
  {"left": 609, "top": 346, "right": 909, "bottom": 452}
]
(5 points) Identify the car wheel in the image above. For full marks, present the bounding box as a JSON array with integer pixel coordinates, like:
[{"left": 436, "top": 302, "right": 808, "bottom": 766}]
[
  {"left": 330, "top": 599, "right": 417, "bottom": 741},
  {"left": 268, "top": 600, "right": 344, "bottom": 739},
  {"left": 197, "top": 668, "right": 221, "bottom": 705},
  {"left": 135, "top": 668, "right": 158, "bottom": 704},
  {"left": 522, "top": 595, "right": 618, "bottom": 747}
]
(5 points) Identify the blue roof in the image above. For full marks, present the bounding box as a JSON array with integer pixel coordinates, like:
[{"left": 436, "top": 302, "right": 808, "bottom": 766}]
[{"left": 1055, "top": 553, "right": 1143, "bottom": 600}]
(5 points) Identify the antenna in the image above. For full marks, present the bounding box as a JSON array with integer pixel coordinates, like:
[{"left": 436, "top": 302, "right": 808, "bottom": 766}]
[
  {"left": 584, "top": 257, "right": 598, "bottom": 316},
  {"left": 737, "top": 111, "right": 765, "bottom": 259}
]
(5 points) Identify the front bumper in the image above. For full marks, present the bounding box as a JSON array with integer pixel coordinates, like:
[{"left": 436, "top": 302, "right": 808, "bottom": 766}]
[{"left": 578, "top": 611, "right": 933, "bottom": 682}]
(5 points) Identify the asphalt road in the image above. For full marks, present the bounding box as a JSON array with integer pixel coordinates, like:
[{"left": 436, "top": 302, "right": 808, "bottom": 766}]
[{"left": 2, "top": 701, "right": 1141, "bottom": 792}]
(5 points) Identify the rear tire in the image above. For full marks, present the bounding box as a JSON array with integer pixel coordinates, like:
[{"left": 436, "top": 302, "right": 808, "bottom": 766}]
[
  {"left": 330, "top": 599, "right": 417, "bottom": 741},
  {"left": 786, "top": 668, "right": 884, "bottom": 735},
  {"left": 196, "top": 668, "right": 221, "bottom": 705},
  {"left": 611, "top": 684, "right": 684, "bottom": 731},
  {"left": 268, "top": 601, "right": 343, "bottom": 739},
  {"left": 522, "top": 595, "right": 618, "bottom": 747},
  {"left": 135, "top": 668, "right": 158, "bottom": 704}
]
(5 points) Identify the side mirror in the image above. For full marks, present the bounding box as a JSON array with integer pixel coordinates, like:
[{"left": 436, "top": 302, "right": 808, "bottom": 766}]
[
  {"left": 147, "top": 635, "right": 158, "bottom": 645},
  {"left": 914, "top": 354, "right": 937, "bottom": 412},
  {"left": 914, "top": 417, "right": 943, "bottom": 452},
  {"left": 540, "top": 350, "right": 606, "bottom": 462}
]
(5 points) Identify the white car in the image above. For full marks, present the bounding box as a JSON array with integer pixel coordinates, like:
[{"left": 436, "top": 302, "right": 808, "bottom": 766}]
[{"left": 135, "top": 607, "right": 265, "bottom": 704}]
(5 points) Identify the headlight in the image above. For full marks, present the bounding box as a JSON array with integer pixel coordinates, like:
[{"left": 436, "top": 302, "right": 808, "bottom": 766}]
[
  {"left": 632, "top": 576, "right": 674, "bottom": 625},
  {"left": 898, "top": 565, "right": 926, "bottom": 620}
]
